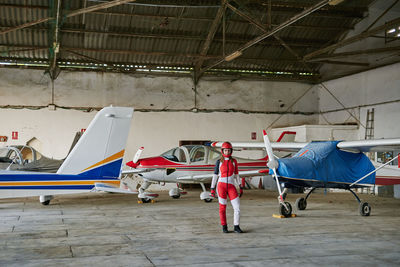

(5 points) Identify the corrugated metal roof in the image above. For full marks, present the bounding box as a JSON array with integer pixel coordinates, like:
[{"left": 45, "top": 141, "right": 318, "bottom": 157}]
[{"left": 1, "top": 0, "right": 396, "bottom": 82}]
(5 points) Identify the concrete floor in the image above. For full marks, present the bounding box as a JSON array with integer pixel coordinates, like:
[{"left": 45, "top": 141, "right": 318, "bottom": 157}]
[{"left": 1, "top": 189, "right": 400, "bottom": 266}]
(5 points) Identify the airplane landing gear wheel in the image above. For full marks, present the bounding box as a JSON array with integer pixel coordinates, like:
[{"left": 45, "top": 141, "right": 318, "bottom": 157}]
[
  {"left": 141, "top": 198, "right": 151, "bottom": 203},
  {"left": 279, "top": 202, "right": 292, "bottom": 217},
  {"left": 359, "top": 201, "right": 371, "bottom": 216},
  {"left": 171, "top": 194, "right": 180, "bottom": 199},
  {"left": 41, "top": 200, "right": 50, "bottom": 206},
  {"left": 295, "top": 197, "right": 307, "bottom": 210},
  {"left": 204, "top": 198, "right": 213, "bottom": 203}
]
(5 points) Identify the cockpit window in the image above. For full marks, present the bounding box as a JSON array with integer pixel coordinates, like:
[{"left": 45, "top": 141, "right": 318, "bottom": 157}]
[
  {"left": 188, "top": 145, "right": 205, "bottom": 162},
  {"left": 20, "top": 146, "right": 35, "bottom": 163},
  {"left": 161, "top": 147, "right": 187, "bottom": 163},
  {"left": 0, "top": 147, "right": 21, "bottom": 164},
  {"left": 208, "top": 147, "right": 221, "bottom": 161}
]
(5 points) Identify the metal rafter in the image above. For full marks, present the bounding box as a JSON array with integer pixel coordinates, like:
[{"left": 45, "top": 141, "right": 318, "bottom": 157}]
[
  {"left": 194, "top": 1, "right": 227, "bottom": 84},
  {"left": 0, "top": 2, "right": 365, "bottom": 20},
  {"left": 227, "top": 0, "right": 316, "bottom": 74},
  {"left": 48, "top": 0, "right": 62, "bottom": 80},
  {"left": 0, "top": 0, "right": 137, "bottom": 35},
  {"left": 304, "top": 17, "right": 400, "bottom": 60},
  {"left": 199, "top": 0, "right": 332, "bottom": 76},
  {"left": 0, "top": 44, "right": 322, "bottom": 66},
  {"left": 0, "top": 24, "right": 330, "bottom": 48},
  {"left": 308, "top": 46, "right": 400, "bottom": 61}
]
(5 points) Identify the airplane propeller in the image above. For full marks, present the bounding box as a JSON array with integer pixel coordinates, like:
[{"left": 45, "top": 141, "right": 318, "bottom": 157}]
[
  {"left": 126, "top": 147, "right": 144, "bottom": 169},
  {"left": 263, "top": 130, "right": 292, "bottom": 217},
  {"left": 133, "top": 147, "right": 144, "bottom": 164}
]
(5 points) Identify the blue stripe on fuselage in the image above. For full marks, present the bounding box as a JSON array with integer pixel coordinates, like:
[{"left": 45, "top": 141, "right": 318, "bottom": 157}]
[
  {"left": 0, "top": 159, "right": 123, "bottom": 182},
  {"left": 0, "top": 185, "right": 95, "bottom": 190}
]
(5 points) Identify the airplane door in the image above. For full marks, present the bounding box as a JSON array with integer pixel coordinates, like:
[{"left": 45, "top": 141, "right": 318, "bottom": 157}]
[{"left": 163, "top": 147, "right": 188, "bottom": 182}]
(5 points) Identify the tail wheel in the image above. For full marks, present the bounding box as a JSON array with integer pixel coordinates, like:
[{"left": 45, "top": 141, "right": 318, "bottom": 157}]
[
  {"left": 359, "top": 201, "right": 371, "bottom": 216},
  {"left": 295, "top": 197, "right": 307, "bottom": 210},
  {"left": 279, "top": 202, "right": 292, "bottom": 217}
]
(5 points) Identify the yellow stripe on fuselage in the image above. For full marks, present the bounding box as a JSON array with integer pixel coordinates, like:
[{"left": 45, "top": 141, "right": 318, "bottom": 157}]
[
  {"left": 81, "top": 150, "right": 125, "bottom": 173},
  {"left": 0, "top": 180, "right": 120, "bottom": 186}
]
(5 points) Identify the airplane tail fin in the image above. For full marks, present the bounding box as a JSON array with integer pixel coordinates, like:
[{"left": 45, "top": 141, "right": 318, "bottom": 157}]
[{"left": 57, "top": 107, "right": 133, "bottom": 178}]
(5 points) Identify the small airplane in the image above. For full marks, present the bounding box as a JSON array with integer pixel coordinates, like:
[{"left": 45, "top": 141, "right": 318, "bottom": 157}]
[
  {"left": 212, "top": 132, "right": 400, "bottom": 217},
  {"left": 0, "top": 145, "right": 63, "bottom": 173},
  {"left": 122, "top": 145, "right": 271, "bottom": 203},
  {"left": 0, "top": 106, "right": 134, "bottom": 205}
]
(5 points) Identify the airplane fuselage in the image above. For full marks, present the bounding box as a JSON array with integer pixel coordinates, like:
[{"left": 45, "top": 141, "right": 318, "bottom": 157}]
[{"left": 137, "top": 156, "right": 268, "bottom": 183}]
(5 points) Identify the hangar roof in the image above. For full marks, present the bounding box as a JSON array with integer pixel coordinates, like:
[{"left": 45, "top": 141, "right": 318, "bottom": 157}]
[{"left": 0, "top": 0, "right": 398, "bottom": 83}]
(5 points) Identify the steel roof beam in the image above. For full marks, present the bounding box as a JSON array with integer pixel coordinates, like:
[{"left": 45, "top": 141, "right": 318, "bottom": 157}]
[
  {"left": 200, "top": 0, "right": 332, "bottom": 76},
  {"left": 308, "top": 46, "right": 400, "bottom": 60},
  {"left": 194, "top": 1, "right": 226, "bottom": 84},
  {"left": 0, "top": 0, "right": 137, "bottom": 35},
  {"left": 0, "top": 44, "right": 321, "bottom": 65},
  {"left": 304, "top": 17, "right": 400, "bottom": 60},
  {"left": 227, "top": 0, "right": 315, "bottom": 74}
]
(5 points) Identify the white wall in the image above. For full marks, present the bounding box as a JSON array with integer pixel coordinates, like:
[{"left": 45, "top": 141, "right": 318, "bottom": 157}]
[
  {"left": 0, "top": 68, "right": 319, "bottom": 160},
  {"left": 317, "top": 62, "right": 400, "bottom": 139}
]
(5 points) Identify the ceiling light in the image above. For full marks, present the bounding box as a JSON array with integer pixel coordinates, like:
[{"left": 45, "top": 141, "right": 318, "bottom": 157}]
[
  {"left": 225, "top": 51, "right": 242, "bottom": 62},
  {"left": 387, "top": 28, "right": 396, "bottom": 34},
  {"left": 328, "top": 0, "right": 345, "bottom": 6}
]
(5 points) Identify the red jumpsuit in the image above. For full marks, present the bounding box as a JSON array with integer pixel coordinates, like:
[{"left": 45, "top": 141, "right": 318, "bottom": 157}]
[{"left": 211, "top": 157, "right": 240, "bottom": 226}]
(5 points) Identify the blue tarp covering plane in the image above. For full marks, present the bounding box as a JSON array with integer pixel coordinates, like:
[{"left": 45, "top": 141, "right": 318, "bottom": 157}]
[{"left": 212, "top": 132, "right": 400, "bottom": 217}]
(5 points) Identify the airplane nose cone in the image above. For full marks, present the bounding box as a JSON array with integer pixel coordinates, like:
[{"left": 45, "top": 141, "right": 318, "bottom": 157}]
[{"left": 126, "top": 160, "right": 139, "bottom": 168}]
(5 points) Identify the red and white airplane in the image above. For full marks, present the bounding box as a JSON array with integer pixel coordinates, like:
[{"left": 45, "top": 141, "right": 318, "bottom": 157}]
[{"left": 122, "top": 145, "right": 271, "bottom": 203}]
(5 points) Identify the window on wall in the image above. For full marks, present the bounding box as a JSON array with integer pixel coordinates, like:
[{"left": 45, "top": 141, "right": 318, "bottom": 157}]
[{"left": 179, "top": 140, "right": 210, "bottom": 146}]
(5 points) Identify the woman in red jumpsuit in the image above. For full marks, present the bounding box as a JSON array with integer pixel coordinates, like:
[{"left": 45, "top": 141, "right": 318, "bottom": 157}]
[{"left": 211, "top": 142, "right": 243, "bottom": 233}]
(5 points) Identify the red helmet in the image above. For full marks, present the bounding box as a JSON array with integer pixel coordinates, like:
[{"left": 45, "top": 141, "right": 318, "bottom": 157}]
[{"left": 221, "top": 142, "right": 233, "bottom": 157}]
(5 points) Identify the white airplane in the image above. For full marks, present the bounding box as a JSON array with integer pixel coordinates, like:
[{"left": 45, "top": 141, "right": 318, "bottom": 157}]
[
  {"left": 0, "top": 106, "right": 134, "bottom": 205},
  {"left": 212, "top": 133, "right": 400, "bottom": 216},
  {"left": 122, "top": 145, "right": 270, "bottom": 203}
]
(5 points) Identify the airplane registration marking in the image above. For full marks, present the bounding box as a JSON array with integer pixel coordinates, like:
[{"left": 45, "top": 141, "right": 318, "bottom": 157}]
[{"left": 81, "top": 150, "right": 125, "bottom": 172}]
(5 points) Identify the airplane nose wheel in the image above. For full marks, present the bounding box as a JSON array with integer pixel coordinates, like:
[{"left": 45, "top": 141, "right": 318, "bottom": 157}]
[
  {"left": 359, "top": 201, "right": 371, "bottom": 216},
  {"left": 295, "top": 197, "right": 307, "bottom": 210},
  {"left": 141, "top": 198, "right": 151, "bottom": 203},
  {"left": 279, "top": 202, "right": 292, "bottom": 217},
  {"left": 204, "top": 198, "right": 213, "bottom": 203},
  {"left": 41, "top": 200, "right": 50, "bottom": 206}
]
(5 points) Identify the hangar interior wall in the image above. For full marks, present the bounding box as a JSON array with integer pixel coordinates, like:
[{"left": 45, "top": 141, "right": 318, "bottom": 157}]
[
  {"left": 317, "top": 62, "right": 400, "bottom": 139},
  {"left": 0, "top": 68, "right": 318, "bottom": 160},
  {"left": 0, "top": 62, "right": 399, "bottom": 161}
]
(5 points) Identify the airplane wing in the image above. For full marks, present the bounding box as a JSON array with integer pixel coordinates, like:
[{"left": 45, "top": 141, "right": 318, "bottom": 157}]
[
  {"left": 212, "top": 138, "right": 400, "bottom": 153},
  {"left": 337, "top": 138, "right": 400, "bottom": 152},
  {"left": 121, "top": 168, "right": 156, "bottom": 175},
  {"left": 177, "top": 170, "right": 269, "bottom": 182},
  {"left": 93, "top": 182, "right": 138, "bottom": 194},
  {"left": 211, "top": 141, "right": 307, "bottom": 152}
]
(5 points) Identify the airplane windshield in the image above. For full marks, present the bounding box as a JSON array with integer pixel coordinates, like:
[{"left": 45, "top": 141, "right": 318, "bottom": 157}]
[
  {"left": 186, "top": 145, "right": 206, "bottom": 162},
  {"left": 161, "top": 147, "right": 187, "bottom": 163}
]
